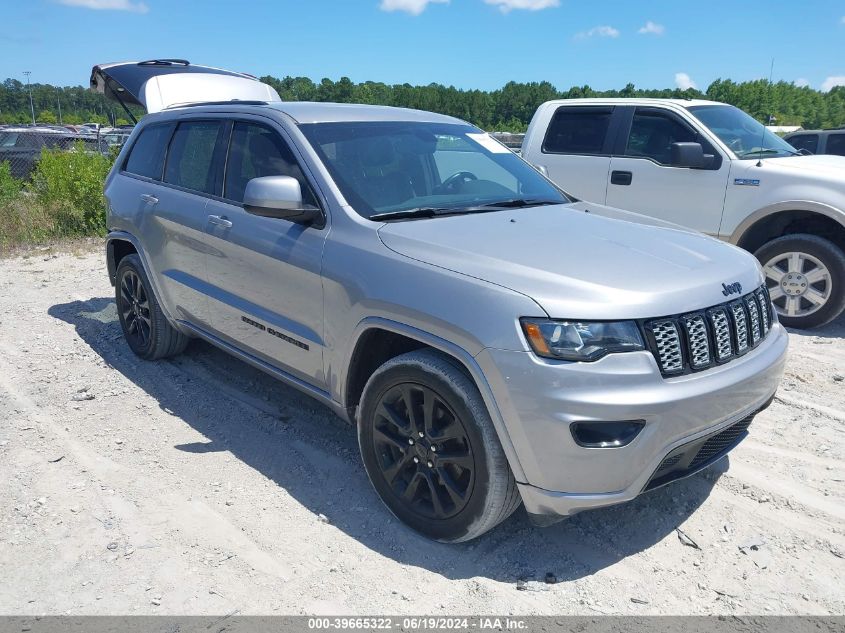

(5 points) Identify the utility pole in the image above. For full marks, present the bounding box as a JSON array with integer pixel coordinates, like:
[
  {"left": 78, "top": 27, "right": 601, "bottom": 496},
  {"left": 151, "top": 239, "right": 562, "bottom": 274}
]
[
  {"left": 56, "top": 87, "right": 63, "bottom": 125},
  {"left": 23, "top": 71, "right": 35, "bottom": 126}
]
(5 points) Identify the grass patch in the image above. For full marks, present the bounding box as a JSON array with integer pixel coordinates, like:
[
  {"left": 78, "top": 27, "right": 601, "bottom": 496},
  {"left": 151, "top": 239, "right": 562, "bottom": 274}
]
[{"left": 0, "top": 145, "right": 114, "bottom": 253}]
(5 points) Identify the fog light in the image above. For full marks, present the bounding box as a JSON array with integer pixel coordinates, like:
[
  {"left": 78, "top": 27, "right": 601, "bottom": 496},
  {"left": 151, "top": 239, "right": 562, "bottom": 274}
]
[{"left": 570, "top": 420, "right": 645, "bottom": 448}]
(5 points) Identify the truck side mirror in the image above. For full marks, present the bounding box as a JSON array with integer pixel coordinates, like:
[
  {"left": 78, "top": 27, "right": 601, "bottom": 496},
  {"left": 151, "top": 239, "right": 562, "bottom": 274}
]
[{"left": 670, "top": 142, "right": 715, "bottom": 169}]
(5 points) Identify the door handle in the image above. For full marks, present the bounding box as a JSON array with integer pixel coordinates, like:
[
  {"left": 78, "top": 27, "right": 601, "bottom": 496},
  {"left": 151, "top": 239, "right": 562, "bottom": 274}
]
[
  {"left": 140, "top": 193, "right": 159, "bottom": 204},
  {"left": 208, "top": 215, "right": 233, "bottom": 229},
  {"left": 610, "top": 171, "right": 633, "bottom": 186}
]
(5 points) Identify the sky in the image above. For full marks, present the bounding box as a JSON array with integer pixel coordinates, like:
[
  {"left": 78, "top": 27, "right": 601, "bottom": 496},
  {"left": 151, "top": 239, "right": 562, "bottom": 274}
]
[{"left": 1, "top": 0, "right": 844, "bottom": 93}]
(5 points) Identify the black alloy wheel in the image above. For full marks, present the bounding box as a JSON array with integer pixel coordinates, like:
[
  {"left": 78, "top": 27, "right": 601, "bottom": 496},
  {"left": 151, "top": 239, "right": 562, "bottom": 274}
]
[{"left": 371, "top": 383, "right": 474, "bottom": 520}]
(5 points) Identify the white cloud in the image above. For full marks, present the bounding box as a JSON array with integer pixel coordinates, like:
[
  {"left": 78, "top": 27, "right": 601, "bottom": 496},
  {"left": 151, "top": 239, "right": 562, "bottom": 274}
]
[
  {"left": 637, "top": 20, "right": 665, "bottom": 35},
  {"left": 841, "top": 15, "right": 845, "bottom": 24},
  {"left": 484, "top": 0, "right": 559, "bottom": 13},
  {"left": 675, "top": 72, "right": 697, "bottom": 90},
  {"left": 379, "top": 0, "right": 448, "bottom": 15},
  {"left": 821, "top": 75, "right": 845, "bottom": 92},
  {"left": 57, "top": 0, "right": 148, "bottom": 12},
  {"left": 575, "top": 25, "right": 620, "bottom": 39},
  {"left": 794, "top": 78, "right": 810, "bottom": 88}
]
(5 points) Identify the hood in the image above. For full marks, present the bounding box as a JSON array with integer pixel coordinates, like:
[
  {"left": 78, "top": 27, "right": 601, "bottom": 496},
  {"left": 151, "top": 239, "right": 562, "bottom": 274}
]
[
  {"left": 757, "top": 154, "right": 845, "bottom": 180},
  {"left": 377, "top": 203, "right": 763, "bottom": 320},
  {"left": 90, "top": 59, "right": 282, "bottom": 114}
]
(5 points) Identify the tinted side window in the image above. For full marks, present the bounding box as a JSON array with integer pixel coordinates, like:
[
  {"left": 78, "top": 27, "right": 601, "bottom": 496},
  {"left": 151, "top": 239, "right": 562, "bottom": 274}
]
[
  {"left": 224, "top": 122, "right": 318, "bottom": 206},
  {"left": 124, "top": 123, "right": 174, "bottom": 180},
  {"left": 164, "top": 121, "right": 224, "bottom": 194},
  {"left": 542, "top": 107, "right": 613, "bottom": 155},
  {"left": 825, "top": 133, "right": 845, "bottom": 156},
  {"left": 625, "top": 109, "right": 698, "bottom": 164},
  {"left": 786, "top": 134, "right": 819, "bottom": 154}
]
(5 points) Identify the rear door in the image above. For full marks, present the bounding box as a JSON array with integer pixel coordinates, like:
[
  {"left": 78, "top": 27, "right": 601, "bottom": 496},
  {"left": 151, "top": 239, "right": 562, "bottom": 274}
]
[
  {"left": 604, "top": 106, "right": 730, "bottom": 235},
  {"left": 825, "top": 133, "right": 845, "bottom": 156},
  {"left": 203, "top": 118, "right": 328, "bottom": 387},
  {"left": 530, "top": 105, "right": 618, "bottom": 203},
  {"left": 114, "top": 117, "right": 227, "bottom": 328}
]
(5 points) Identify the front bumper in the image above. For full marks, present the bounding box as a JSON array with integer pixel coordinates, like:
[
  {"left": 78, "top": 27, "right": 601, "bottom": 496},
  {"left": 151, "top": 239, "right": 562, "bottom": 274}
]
[{"left": 476, "top": 322, "right": 788, "bottom": 518}]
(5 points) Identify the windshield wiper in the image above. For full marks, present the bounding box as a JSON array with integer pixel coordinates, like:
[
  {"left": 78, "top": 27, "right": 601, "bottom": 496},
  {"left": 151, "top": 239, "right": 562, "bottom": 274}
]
[
  {"left": 464, "top": 198, "right": 562, "bottom": 210},
  {"left": 369, "top": 207, "right": 450, "bottom": 221},
  {"left": 369, "top": 199, "right": 563, "bottom": 222},
  {"left": 739, "top": 148, "right": 800, "bottom": 158}
]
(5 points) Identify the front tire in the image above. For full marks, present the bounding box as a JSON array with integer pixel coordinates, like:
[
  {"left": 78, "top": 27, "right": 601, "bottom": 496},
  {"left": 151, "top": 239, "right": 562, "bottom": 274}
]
[
  {"left": 755, "top": 234, "right": 845, "bottom": 329},
  {"left": 357, "top": 349, "right": 521, "bottom": 543},
  {"left": 115, "top": 254, "right": 189, "bottom": 360}
]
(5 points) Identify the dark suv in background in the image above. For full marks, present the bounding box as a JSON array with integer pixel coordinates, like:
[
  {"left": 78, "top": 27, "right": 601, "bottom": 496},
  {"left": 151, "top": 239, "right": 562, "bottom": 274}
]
[{"left": 784, "top": 129, "right": 845, "bottom": 156}]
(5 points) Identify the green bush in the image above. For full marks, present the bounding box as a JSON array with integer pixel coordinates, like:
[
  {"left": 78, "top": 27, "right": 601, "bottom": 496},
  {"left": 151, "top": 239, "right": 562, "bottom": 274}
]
[
  {"left": 30, "top": 143, "right": 113, "bottom": 235},
  {"left": 0, "top": 161, "right": 23, "bottom": 205}
]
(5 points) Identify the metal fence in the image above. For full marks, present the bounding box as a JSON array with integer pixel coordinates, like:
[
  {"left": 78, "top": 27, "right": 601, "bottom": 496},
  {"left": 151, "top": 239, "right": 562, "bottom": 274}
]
[{"left": 0, "top": 123, "right": 132, "bottom": 181}]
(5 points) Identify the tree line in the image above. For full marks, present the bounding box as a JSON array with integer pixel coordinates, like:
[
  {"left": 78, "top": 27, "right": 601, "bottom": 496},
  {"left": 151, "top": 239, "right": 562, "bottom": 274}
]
[{"left": 1, "top": 75, "right": 844, "bottom": 131}]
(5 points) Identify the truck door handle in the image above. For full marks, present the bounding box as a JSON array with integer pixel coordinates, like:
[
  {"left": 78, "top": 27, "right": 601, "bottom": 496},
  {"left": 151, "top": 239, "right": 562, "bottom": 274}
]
[
  {"left": 140, "top": 194, "right": 159, "bottom": 204},
  {"left": 610, "top": 171, "right": 633, "bottom": 186},
  {"left": 208, "top": 215, "right": 233, "bottom": 229}
]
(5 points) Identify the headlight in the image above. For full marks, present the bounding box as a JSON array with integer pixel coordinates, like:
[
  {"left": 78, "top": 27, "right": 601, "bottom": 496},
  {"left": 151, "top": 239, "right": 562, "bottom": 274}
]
[{"left": 520, "top": 318, "right": 644, "bottom": 362}]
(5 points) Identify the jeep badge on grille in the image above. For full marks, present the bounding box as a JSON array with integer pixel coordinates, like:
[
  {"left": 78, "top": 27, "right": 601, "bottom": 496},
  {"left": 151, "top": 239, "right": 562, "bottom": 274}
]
[{"left": 722, "top": 282, "right": 742, "bottom": 296}]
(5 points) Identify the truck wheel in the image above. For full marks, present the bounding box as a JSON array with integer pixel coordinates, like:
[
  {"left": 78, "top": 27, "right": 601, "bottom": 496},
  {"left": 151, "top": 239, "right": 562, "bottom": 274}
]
[
  {"left": 357, "top": 349, "right": 521, "bottom": 543},
  {"left": 756, "top": 234, "right": 845, "bottom": 329},
  {"left": 115, "top": 254, "right": 189, "bottom": 360}
]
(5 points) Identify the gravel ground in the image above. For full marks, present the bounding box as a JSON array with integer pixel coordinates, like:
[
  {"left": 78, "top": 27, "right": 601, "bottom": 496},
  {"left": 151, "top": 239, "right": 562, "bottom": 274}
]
[{"left": 0, "top": 245, "right": 843, "bottom": 616}]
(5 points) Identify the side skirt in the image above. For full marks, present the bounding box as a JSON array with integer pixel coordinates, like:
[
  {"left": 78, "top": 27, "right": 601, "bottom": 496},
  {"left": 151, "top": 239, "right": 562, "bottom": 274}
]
[{"left": 177, "top": 320, "right": 349, "bottom": 423}]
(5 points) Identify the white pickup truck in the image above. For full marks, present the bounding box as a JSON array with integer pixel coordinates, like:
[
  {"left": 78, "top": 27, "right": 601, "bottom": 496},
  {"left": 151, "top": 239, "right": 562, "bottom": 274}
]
[{"left": 522, "top": 98, "right": 845, "bottom": 329}]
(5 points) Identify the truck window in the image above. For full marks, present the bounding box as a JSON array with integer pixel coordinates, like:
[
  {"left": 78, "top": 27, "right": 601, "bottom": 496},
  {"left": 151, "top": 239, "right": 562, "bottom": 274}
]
[
  {"left": 124, "top": 123, "right": 175, "bottom": 180},
  {"left": 624, "top": 109, "right": 697, "bottom": 165},
  {"left": 541, "top": 106, "right": 613, "bottom": 155},
  {"left": 826, "top": 133, "right": 845, "bottom": 156},
  {"left": 163, "top": 120, "right": 224, "bottom": 194},
  {"left": 786, "top": 134, "right": 819, "bottom": 154},
  {"left": 223, "top": 122, "right": 318, "bottom": 207}
]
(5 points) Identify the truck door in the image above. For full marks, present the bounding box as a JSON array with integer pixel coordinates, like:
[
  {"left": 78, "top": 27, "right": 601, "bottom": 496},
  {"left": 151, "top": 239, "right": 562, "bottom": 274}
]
[
  {"left": 528, "top": 105, "right": 617, "bottom": 204},
  {"left": 604, "top": 106, "right": 730, "bottom": 235}
]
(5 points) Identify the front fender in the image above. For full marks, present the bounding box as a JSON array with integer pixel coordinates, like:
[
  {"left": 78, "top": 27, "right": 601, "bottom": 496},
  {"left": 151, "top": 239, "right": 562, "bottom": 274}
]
[
  {"left": 729, "top": 200, "right": 845, "bottom": 246},
  {"left": 340, "top": 316, "right": 529, "bottom": 483}
]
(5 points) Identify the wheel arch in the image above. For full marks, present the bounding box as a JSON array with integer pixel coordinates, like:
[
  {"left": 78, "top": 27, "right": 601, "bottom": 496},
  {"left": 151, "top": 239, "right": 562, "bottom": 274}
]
[
  {"left": 341, "top": 317, "right": 527, "bottom": 483},
  {"left": 106, "top": 230, "right": 183, "bottom": 332},
  {"left": 731, "top": 201, "right": 845, "bottom": 255},
  {"left": 106, "top": 232, "right": 141, "bottom": 286}
]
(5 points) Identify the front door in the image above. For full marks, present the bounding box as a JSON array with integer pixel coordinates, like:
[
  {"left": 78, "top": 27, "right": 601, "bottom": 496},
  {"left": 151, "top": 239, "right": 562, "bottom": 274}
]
[
  {"left": 203, "top": 120, "right": 328, "bottom": 387},
  {"left": 604, "top": 107, "right": 730, "bottom": 235}
]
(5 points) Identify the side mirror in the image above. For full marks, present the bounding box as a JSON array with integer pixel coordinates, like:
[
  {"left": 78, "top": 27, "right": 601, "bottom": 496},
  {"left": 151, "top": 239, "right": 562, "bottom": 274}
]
[
  {"left": 243, "top": 176, "right": 322, "bottom": 226},
  {"left": 670, "top": 142, "right": 715, "bottom": 169}
]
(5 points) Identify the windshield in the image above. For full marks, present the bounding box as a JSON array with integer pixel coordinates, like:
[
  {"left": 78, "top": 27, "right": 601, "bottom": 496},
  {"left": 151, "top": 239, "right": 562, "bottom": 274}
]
[
  {"left": 299, "top": 121, "right": 568, "bottom": 219},
  {"left": 687, "top": 105, "right": 798, "bottom": 159}
]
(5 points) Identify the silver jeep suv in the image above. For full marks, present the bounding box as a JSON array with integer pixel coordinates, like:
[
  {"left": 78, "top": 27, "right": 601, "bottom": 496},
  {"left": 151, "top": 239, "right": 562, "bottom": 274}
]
[{"left": 96, "top": 61, "right": 787, "bottom": 542}]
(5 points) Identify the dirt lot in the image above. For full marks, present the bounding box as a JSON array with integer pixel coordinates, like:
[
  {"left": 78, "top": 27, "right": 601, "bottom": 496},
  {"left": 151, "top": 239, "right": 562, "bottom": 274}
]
[{"left": 0, "top": 245, "right": 843, "bottom": 616}]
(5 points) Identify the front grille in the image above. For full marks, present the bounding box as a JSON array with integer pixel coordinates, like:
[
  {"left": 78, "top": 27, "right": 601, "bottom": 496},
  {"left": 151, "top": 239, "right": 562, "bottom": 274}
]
[
  {"left": 644, "top": 285, "right": 773, "bottom": 378},
  {"left": 651, "top": 321, "right": 683, "bottom": 373}
]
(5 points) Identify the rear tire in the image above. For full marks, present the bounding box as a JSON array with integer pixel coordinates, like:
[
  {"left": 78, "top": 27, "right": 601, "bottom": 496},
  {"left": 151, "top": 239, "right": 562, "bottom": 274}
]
[
  {"left": 755, "top": 234, "right": 845, "bottom": 329},
  {"left": 115, "top": 254, "right": 189, "bottom": 360},
  {"left": 357, "top": 349, "right": 521, "bottom": 543}
]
